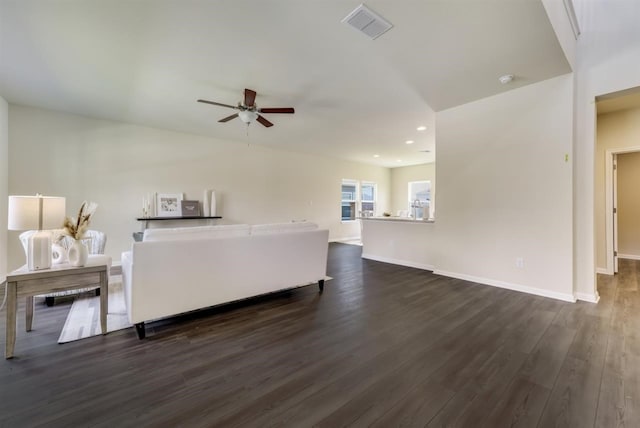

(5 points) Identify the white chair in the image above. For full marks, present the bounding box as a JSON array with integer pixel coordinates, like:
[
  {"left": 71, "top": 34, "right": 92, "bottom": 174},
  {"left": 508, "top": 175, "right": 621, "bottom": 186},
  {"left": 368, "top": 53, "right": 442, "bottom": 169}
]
[{"left": 19, "top": 229, "right": 109, "bottom": 306}]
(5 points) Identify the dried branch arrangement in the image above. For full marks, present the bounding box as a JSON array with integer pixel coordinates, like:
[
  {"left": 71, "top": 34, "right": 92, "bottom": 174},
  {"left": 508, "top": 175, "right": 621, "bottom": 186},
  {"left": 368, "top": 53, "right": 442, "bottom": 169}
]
[{"left": 60, "top": 201, "right": 98, "bottom": 240}]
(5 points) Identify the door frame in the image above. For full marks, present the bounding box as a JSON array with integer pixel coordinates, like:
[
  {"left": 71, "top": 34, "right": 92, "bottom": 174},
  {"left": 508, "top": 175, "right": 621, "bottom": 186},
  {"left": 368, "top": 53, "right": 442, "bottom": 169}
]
[{"left": 605, "top": 147, "right": 640, "bottom": 274}]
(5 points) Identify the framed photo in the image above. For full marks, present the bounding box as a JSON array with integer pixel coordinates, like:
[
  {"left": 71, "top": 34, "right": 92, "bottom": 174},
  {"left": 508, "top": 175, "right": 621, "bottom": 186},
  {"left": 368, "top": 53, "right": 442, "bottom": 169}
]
[
  {"left": 156, "top": 193, "right": 183, "bottom": 217},
  {"left": 181, "top": 200, "right": 201, "bottom": 217}
]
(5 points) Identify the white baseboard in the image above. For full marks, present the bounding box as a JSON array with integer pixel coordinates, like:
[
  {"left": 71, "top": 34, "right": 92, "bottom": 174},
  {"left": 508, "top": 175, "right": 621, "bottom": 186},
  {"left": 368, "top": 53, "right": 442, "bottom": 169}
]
[
  {"left": 432, "top": 269, "right": 576, "bottom": 303},
  {"left": 575, "top": 292, "right": 600, "bottom": 303},
  {"left": 596, "top": 267, "right": 610, "bottom": 275},
  {"left": 618, "top": 254, "right": 640, "bottom": 260},
  {"left": 361, "top": 253, "right": 434, "bottom": 271}
]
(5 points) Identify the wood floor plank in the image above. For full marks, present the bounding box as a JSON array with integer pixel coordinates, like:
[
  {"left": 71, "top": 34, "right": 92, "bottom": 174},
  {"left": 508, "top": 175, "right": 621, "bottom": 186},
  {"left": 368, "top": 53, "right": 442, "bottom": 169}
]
[
  {"left": 595, "top": 322, "right": 640, "bottom": 426},
  {"left": 2, "top": 246, "right": 640, "bottom": 427},
  {"left": 537, "top": 355, "right": 603, "bottom": 427},
  {"left": 369, "top": 379, "right": 456, "bottom": 428},
  {"left": 518, "top": 323, "right": 577, "bottom": 389},
  {"left": 481, "top": 376, "right": 550, "bottom": 428}
]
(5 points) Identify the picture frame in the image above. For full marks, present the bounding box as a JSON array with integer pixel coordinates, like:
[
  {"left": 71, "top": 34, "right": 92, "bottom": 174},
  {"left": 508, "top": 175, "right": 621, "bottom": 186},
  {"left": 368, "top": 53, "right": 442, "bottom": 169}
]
[
  {"left": 181, "top": 200, "right": 201, "bottom": 217},
  {"left": 156, "top": 193, "right": 183, "bottom": 217}
]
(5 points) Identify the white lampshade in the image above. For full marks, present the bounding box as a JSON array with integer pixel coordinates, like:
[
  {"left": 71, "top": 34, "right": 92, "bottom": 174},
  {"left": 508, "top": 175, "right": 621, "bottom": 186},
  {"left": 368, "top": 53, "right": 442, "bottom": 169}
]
[
  {"left": 8, "top": 195, "right": 66, "bottom": 231},
  {"left": 8, "top": 195, "right": 66, "bottom": 271}
]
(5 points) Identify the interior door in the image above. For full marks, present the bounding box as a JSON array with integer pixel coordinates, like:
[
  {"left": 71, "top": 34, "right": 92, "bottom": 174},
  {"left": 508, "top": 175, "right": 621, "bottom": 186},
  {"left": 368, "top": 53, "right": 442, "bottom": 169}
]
[{"left": 614, "top": 153, "right": 619, "bottom": 274}]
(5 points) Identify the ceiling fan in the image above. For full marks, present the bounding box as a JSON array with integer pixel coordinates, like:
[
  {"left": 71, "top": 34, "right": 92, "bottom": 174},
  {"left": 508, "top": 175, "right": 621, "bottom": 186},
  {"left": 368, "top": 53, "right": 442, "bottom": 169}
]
[{"left": 198, "top": 88, "right": 294, "bottom": 128}]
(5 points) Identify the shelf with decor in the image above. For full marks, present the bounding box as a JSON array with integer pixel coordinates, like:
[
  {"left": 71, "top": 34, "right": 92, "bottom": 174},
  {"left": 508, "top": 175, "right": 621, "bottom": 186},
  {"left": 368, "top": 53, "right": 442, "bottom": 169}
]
[
  {"left": 133, "top": 216, "right": 223, "bottom": 241},
  {"left": 136, "top": 216, "right": 222, "bottom": 221}
]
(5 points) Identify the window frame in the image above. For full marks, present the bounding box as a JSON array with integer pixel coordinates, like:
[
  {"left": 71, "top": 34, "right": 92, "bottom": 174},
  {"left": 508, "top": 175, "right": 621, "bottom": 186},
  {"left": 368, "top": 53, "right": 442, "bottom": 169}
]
[
  {"left": 408, "top": 180, "right": 432, "bottom": 219},
  {"left": 341, "top": 179, "right": 359, "bottom": 222},
  {"left": 360, "top": 181, "right": 377, "bottom": 216},
  {"left": 341, "top": 179, "right": 377, "bottom": 222}
]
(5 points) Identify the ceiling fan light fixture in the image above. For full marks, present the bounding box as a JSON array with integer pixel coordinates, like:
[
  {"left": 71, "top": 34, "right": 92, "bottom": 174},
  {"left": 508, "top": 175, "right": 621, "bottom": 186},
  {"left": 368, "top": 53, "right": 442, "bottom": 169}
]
[
  {"left": 238, "top": 110, "right": 258, "bottom": 124},
  {"left": 199, "top": 88, "right": 294, "bottom": 128}
]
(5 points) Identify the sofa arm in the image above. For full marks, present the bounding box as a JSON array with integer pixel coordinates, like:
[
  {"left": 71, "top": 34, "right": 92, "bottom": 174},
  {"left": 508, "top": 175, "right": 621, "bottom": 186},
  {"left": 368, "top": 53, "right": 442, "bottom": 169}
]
[{"left": 121, "top": 251, "right": 133, "bottom": 322}]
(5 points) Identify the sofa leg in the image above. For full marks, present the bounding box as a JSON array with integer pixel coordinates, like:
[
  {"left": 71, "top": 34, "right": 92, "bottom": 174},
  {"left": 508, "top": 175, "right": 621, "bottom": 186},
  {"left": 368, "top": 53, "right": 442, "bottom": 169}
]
[
  {"left": 135, "top": 322, "right": 146, "bottom": 340},
  {"left": 45, "top": 297, "right": 55, "bottom": 307},
  {"left": 318, "top": 279, "right": 325, "bottom": 293},
  {"left": 95, "top": 288, "right": 101, "bottom": 297}
]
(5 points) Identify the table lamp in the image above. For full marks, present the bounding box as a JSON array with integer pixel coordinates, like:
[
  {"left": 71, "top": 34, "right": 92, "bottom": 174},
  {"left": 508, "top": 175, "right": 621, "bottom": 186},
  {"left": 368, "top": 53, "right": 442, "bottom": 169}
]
[{"left": 8, "top": 194, "right": 66, "bottom": 271}]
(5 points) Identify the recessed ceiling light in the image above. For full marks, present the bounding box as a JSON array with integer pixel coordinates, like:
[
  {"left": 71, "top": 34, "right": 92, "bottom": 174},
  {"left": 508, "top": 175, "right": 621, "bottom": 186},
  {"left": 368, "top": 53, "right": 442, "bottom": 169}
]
[
  {"left": 396, "top": 159, "right": 402, "bottom": 162},
  {"left": 373, "top": 154, "right": 380, "bottom": 158},
  {"left": 405, "top": 140, "right": 414, "bottom": 145},
  {"left": 499, "top": 74, "right": 514, "bottom": 84},
  {"left": 417, "top": 126, "right": 427, "bottom": 131}
]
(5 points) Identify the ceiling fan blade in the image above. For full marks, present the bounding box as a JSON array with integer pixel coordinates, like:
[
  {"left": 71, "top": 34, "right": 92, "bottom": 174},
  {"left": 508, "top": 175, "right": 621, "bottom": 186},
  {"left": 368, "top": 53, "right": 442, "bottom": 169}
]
[
  {"left": 244, "top": 89, "right": 257, "bottom": 107},
  {"left": 256, "top": 115, "right": 274, "bottom": 127},
  {"left": 259, "top": 107, "right": 295, "bottom": 114},
  {"left": 198, "top": 99, "right": 239, "bottom": 110},
  {"left": 218, "top": 113, "right": 239, "bottom": 123}
]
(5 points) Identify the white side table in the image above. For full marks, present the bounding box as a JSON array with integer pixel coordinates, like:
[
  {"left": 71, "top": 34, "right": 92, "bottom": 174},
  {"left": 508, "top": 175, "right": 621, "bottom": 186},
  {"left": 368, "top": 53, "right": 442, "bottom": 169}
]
[{"left": 5, "top": 263, "right": 108, "bottom": 359}]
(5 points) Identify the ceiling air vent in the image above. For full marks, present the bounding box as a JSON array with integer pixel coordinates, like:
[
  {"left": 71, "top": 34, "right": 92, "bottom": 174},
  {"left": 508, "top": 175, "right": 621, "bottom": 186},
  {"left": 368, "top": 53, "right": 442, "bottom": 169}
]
[{"left": 342, "top": 4, "right": 393, "bottom": 40}]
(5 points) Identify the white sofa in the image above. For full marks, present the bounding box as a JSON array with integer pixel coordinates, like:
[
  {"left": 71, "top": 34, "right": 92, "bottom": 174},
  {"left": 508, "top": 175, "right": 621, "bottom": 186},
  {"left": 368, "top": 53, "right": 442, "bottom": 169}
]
[{"left": 121, "top": 222, "right": 329, "bottom": 339}]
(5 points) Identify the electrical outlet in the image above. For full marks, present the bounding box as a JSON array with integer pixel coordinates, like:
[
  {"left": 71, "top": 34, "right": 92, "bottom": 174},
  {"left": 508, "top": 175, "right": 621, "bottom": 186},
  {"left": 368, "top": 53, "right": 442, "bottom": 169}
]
[{"left": 516, "top": 257, "right": 524, "bottom": 268}]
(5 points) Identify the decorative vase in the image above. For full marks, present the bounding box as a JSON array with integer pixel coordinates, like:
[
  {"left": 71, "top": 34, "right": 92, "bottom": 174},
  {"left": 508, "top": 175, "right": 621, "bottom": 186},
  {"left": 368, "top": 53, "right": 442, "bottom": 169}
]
[
  {"left": 210, "top": 190, "right": 217, "bottom": 216},
  {"left": 203, "top": 189, "right": 211, "bottom": 217},
  {"left": 51, "top": 243, "right": 68, "bottom": 265},
  {"left": 68, "top": 240, "right": 88, "bottom": 267}
]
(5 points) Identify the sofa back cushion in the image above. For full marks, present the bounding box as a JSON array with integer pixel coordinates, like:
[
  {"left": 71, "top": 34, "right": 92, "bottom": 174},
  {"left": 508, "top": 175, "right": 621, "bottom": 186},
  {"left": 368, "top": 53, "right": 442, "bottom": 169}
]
[
  {"left": 143, "top": 224, "right": 251, "bottom": 242},
  {"left": 250, "top": 222, "right": 318, "bottom": 235}
]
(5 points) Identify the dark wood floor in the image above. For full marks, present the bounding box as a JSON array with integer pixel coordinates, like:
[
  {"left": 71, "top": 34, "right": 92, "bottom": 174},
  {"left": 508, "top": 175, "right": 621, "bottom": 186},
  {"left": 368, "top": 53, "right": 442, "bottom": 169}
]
[{"left": 0, "top": 243, "right": 638, "bottom": 427}]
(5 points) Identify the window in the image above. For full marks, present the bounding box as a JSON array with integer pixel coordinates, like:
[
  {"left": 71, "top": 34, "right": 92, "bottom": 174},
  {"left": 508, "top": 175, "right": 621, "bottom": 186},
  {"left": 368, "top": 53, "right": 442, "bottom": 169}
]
[
  {"left": 361, "top": 182, "right": 376, "bottom": 215},
  {"left": 341, "top": 179, "right": 377, "bottom": 221},
  {"left": 341, "top": 180, "right": 358, "bottom": 221},
  {"left": 408, "top": 180, "right": 431, "bottom": 219}
]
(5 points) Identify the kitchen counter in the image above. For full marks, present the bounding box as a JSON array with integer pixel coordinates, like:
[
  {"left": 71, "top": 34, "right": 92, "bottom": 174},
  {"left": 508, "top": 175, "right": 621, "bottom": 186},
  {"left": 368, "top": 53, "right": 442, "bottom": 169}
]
[
  {"left": 359, "top": 216, "right": 434, "bottom": 223},
  {"left": 360, "top": 216, "right": 437, "bottom": 271}
]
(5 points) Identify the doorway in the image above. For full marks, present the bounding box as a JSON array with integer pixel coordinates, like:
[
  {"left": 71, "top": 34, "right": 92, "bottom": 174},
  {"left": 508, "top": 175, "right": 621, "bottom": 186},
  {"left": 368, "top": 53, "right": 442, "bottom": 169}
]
[
  {"left": 606, "top": 150, "right": 640, "bottom": 275},
  {"left": 597, "top": 89, "right": 640, "bottom": 276}
]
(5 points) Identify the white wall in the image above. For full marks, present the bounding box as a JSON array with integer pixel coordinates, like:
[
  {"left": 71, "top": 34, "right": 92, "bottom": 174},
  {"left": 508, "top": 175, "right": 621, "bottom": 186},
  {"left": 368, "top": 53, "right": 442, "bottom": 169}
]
[
  {"left": 7, "top": 105, "right": 390, "bottom": 270},
  {"left": 0, "top": 96, "right": 7, "bottom": 282},
  {"left": 435, "top": 74, "right": 574, "bottom": 301},
  {"left": 616, "top": 152, "right": 640, "bottom": 259},
  {"left": 390, "top": 163, "right": 435, "bottom": 215},
  {"left": 595, "top": 108, "right": 640, "bottom": 268},
  {"left": 573, "top": 0, "right": 640, "bottom": 300}
]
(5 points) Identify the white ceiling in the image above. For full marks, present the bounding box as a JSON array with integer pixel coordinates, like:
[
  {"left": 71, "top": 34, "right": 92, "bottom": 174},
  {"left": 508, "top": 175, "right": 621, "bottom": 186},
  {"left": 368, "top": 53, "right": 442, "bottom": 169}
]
[{"left": 0, "top": 0, "right": 571, "bottom": 168}]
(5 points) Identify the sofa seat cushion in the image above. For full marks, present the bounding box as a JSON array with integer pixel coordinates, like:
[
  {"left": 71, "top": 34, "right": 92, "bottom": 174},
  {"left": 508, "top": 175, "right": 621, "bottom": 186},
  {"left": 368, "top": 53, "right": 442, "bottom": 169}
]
[
  {"left": 143, "top": 224, "right": 251, "bottom": 242},
  {"left": 251, "top": 222, "right": 318, "bottom": 235}
]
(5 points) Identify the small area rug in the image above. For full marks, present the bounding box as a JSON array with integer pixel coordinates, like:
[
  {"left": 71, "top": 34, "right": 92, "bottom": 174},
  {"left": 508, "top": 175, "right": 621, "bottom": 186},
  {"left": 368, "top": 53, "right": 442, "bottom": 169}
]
[{"left": 58, "top": 276, "right": 131, "bottom": 343}]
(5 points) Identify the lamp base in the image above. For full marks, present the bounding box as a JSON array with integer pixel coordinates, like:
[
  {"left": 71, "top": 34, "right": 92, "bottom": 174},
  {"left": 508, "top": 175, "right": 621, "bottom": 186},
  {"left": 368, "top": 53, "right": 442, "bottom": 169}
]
[{"left": 28, "top": 231, "right": 52, "bottom": 271}]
